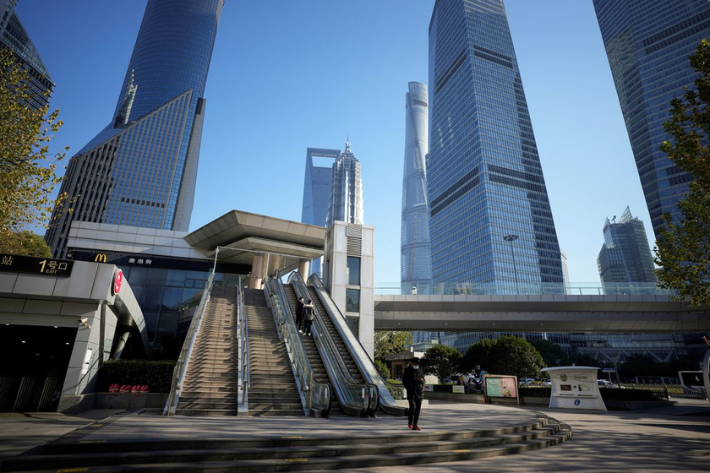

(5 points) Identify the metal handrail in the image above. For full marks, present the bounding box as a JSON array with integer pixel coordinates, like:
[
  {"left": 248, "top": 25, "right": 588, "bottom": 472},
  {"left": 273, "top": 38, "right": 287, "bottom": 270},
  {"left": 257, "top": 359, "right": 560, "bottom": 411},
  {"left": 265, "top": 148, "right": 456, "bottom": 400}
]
[
  {"left": 163, "top": 272, "right": 216, "bottom": 416},
  {"left": 265, "top": 272, "right": 331, "bottom": 416},
  {"left": 237, "top": 284, "right": 249, "bottom": 410},
  {"left": 290, "top": 272, "right": 378, "bottom": 416},
  {"left": 308, "top": 273, "right": 406, "bottom": 416}
]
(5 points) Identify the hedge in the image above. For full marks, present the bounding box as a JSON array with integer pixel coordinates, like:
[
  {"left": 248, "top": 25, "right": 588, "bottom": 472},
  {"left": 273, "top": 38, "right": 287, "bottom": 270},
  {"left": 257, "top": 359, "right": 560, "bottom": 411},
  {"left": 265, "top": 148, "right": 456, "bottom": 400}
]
[{"left": 97, "top": 360, "right": 176, "bottom": 393}]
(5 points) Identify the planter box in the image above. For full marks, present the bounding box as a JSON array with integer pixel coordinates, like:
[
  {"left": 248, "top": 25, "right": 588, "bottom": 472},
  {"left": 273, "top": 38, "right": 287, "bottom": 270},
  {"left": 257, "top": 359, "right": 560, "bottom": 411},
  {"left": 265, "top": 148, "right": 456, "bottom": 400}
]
[
  {"left": 423, "top": 391, "right": 486, "bottom": 404},
  {"left": 94, "top": 393, "right": 168, "bottom": 410}
]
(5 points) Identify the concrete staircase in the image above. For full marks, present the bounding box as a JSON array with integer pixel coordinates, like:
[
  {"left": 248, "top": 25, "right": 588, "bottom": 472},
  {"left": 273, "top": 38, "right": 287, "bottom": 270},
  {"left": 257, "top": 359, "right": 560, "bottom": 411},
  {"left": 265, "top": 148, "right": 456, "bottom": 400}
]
[
  {"left": 244, "top": 289, "right": 303, "bottom": 416},
  {"left": 283, "top": 284, "right": 343, "bottom": 416},
  {"left": 176, "top": 285, "right": 239, "bottom": 416}
]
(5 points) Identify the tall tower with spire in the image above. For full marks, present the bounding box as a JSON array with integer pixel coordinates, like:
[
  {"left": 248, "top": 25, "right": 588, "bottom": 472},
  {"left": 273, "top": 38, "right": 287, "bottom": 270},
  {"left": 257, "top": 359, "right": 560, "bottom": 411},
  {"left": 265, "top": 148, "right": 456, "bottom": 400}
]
[
  {"left": 326, "top": 140, "right": 364, "bottom": 227},
  {"left": 46, "top": 0, "right": 224, "bottom": 257}
]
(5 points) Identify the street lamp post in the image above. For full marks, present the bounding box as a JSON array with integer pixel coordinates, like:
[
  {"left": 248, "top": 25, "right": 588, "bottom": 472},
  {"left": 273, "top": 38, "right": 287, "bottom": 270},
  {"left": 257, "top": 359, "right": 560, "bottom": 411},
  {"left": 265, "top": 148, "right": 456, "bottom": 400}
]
[{"left": 503, "top": 234, "right": 519, "bottom": 293}]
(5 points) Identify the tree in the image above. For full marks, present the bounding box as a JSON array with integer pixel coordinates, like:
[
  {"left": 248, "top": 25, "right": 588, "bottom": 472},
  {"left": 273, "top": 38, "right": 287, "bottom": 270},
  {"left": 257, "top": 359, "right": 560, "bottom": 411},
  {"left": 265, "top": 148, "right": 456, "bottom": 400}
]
[
  {"left": 374, "top": 331, "right": 413, "bottom": 363},
  {"left": 0, "top": 48, "right": 67, "bottom": 248},
  {"left": 654, "top": 39, "right": 710, "bottom": 307},
  {"left": 530, "top": 339, "right": 569, "bottom": 367},
  {"left": 421, "top": 344, "right": 461, "bottom": 383},
  {"left": 374, "top": 359, "right": 391, "bottom": 380},
  {"left": 0, "top": 230, "right": 51, "bottom": 257},
  {"left": 462, "top": 336, "right": 544, "bottom": 380}
]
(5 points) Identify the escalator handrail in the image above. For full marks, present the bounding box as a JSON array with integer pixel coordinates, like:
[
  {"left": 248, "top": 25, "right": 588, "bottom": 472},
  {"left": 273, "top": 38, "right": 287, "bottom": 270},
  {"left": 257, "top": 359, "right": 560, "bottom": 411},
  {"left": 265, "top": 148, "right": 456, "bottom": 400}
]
[
  {"left": 237, "top": 284, "right": 249, "bottom": 407},
  {"left": 289, "top": 272, "right": 379, "bottom": 416},
  {"left": 308, "top": 273, "right": 405, "bottom": 415},
  {"left": 267, "top": 272, "right": 331, "bottom": 416}
]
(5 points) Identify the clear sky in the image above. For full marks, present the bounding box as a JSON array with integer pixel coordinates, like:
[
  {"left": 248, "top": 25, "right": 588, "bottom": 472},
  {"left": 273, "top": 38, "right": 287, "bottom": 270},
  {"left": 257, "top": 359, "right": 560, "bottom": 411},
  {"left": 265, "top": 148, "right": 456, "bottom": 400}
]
[{"left": 16, "top": 0, "right": 659, "bottom": 285}]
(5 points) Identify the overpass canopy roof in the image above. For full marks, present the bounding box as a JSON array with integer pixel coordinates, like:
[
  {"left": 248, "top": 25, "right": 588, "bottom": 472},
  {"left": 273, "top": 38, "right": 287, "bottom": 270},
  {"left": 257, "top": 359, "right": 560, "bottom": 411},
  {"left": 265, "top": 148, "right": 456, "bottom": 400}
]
[{"left": 185, "top": 210, "right": 326, "bottom": 273}]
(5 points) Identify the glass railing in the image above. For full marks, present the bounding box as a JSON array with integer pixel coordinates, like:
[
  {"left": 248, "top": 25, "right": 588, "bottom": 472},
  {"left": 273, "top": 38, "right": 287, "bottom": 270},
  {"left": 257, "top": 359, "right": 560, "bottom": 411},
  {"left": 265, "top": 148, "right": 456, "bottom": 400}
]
[
  {"left": 265, "top": 272, "right": 331, "bottom": 417},
  {"left": 290, "top": 272, "right": 378, "bottom": 417},
  {"left": 376, "top": 282, "right": 678, "bottom": 296},
  {"left": 163, "top": 270, "right": 216, "bottom": 416},
  {"left": 308, "top": 274, "right": 406, "bottom": 416}
]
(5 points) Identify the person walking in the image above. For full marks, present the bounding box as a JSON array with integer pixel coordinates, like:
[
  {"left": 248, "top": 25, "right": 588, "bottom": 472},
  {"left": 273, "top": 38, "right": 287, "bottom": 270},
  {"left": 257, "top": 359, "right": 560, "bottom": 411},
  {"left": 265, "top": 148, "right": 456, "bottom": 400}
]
[
  {"left": 295, "top": 296, "right": 305, "bottom": 330},
  {"left": 402, "top": 357, "right": 425, "bottom": 430},
  {"left": 301, "top": 299, "right": 315, "bottom": 335}
]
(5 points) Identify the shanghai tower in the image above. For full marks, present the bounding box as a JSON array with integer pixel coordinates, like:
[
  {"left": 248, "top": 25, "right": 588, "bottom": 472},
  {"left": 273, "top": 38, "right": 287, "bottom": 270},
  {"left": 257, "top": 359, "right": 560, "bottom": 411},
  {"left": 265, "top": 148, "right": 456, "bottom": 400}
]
[
  {"left": 427, "top": 0, "right": 564, "bottom": 290},
  {"left": 401, "top": 82, "right": 432, "bottom": 289},
  {"left": 47, "top": 0, "right": 224, "bottom": 257}
]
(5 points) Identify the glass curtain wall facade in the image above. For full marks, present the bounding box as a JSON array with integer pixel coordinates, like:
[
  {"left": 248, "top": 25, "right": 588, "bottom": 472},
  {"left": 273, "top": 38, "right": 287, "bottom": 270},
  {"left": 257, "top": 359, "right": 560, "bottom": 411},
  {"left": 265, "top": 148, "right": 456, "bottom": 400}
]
[
  {"left": 326, "top": 142, "right": 364, "bottom": 227},
  {"left": 593, "top": 0, "right": 710, "bottom": 236},
  {"left": 46, "top": 0, "right": 224, "bottom": 258},
  {"left": 427, "top": 0, "right": 564, "bottom": 291},
  {"left": 0, "top": 0, "right": 53, "bottom": 111},
  {"left": 401, "top": 82, "right": 432, "bottom": 290},
  {"left": 597, "top": 206, "right": 656, "bottom": 291}
]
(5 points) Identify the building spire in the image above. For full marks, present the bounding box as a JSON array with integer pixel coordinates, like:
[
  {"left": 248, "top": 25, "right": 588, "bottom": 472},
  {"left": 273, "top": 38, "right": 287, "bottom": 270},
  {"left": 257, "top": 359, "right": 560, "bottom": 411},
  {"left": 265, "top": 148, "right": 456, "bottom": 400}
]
[{"left": 345, "top": 135, "right": 351, "bottom": 154}]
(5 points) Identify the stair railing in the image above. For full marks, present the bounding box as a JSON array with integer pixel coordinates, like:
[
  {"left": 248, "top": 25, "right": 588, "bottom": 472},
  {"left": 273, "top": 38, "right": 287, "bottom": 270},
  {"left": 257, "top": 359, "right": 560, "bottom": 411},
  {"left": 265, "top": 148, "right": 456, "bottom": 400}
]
[
  {"left": 290, "top": 271, "right": 379, "bottom": 417},
  {"left": 264, "top": 272, "right": 330, "bottom": 416},
  {"left": 308, "top": 273, "right": 407, "bottom": 416},
  {"left": 163, "top": 271, "right": 216, "bottom": 416},
  {"left": 237, "top": 283, "right": 249, "bottom": 413}
]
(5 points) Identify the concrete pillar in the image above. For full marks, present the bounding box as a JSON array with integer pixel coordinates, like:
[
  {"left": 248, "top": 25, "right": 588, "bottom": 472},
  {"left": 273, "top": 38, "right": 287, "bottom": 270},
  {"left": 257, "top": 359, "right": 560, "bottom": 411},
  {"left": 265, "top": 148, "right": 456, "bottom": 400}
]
[
  {"left": 250, "top": 254, "right": 264, "bottom": 289},
  {"left": 261, "top": 253, "right": 270, "bottom": 287},
  {"left": 298, "top": 259, "right": 310, "bottom": 278}
]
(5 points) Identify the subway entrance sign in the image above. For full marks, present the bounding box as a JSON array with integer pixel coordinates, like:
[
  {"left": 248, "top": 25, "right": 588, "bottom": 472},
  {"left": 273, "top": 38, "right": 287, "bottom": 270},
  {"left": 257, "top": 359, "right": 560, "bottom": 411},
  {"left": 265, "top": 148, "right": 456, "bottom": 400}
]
[{"left": 0, "top": 253, "right": 74, "bottom": 277}]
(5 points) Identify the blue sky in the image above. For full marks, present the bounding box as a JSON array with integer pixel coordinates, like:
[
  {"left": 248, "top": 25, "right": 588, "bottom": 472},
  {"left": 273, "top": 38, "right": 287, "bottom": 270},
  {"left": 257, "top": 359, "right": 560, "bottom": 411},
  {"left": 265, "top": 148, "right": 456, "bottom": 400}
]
[{"left": 17, "top": 1, "right": 657, "bottom": 284}]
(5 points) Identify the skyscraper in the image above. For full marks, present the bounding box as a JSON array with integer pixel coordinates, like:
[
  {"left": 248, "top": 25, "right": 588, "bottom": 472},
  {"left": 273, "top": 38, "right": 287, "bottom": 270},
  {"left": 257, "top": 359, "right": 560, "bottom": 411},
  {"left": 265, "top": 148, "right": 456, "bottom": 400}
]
[
  {"left": 325, "top": 141, "right": 364, "bottom": 227},
  {"left": 401, "top": 82, "right": 432, "bottom": 289},
  {"left": 46, "top": 0, "right": 224, "bottom": 257},
  {"left": 593, "top": 0, "right": 709, "bottom": 237},
  {"left": 427, "top": 0, "right": 563, "bottom": 289},
  {"left": 598, "top": 207, "right": 656, "bottom": 288},
  {"left": 301, "top": 148, "right": 340, "bottom": 229},
  {"left": 0, "top": 0, "right": 53, "bottom": 111}
]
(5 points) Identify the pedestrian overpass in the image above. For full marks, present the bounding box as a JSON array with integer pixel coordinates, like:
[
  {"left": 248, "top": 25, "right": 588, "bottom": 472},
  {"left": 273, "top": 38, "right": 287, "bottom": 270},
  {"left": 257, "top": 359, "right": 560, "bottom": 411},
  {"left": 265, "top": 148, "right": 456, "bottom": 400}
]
[{"left": 373, "top": 283, "right": 710, "bottom": 333}]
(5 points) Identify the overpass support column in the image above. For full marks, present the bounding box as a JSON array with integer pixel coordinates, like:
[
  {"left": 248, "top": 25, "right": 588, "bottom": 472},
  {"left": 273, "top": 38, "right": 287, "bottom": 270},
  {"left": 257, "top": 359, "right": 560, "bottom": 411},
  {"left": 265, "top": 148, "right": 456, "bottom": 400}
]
[
  {"left": 298, "top": 259, "right": 310, "bottom": 278},
  {"left": 249, "top": 253, "right": 264, "bottom": 289}
]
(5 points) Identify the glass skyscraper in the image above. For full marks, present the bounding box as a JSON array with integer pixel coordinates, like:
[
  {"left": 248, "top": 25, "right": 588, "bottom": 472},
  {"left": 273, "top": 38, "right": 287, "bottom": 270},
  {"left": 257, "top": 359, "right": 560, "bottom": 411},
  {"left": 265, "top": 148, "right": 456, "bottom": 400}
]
[
  {"left": 597, "top": 207, "right": 656, "bottom": 289},
  {"left": 1, "top": 0, "right": 53, "bottom": 111},
  {"left": 401, "top": 82, "right": 432, "bottom": 289},
  {"left": 46, "top": 0, "right": 224, "bottom": 258},
  {"left": 326, "top": 141, "right": 364, "bottom": 227},
  {"left": 593, "top": 0, "right": 710, "bottom": 237},
  {"left": 427, "top": 0, "right": 564, "bottom": 289}
]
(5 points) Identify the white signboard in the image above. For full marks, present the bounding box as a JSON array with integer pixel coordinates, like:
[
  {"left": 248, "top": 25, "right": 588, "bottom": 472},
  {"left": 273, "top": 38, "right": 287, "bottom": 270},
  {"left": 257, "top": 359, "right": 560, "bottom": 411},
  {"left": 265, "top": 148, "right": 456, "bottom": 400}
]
[{"left": 542, "top": 366, "right": 606, "bottom": 411}]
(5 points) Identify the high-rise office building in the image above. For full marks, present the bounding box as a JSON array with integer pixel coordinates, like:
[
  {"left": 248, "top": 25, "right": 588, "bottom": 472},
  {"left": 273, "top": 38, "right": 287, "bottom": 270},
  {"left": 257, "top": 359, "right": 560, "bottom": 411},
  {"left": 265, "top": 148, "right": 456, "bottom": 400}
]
[
  {"left": 46, "top": 0, "right": 224, "bottom": 257},
  {"left": 1, "top": 0, "right": 53, "bottom": 111},
  {"left": 326, "top": 141, "right": 364, "bottom": 228},
  {"left": 401, "top": 82, "right": 432, "bottom": 290},
  {"left": 427, "top": 0, "right": 564, "bottom": 289},
  {"left": 593, "top": 0, "right": 709, "bottom": 237},
  {"left": 301, "top": 148, "right": 340, "bottom": 229},
  {"left": 598, "top": 206, "right": 656, "bottom": 287}
]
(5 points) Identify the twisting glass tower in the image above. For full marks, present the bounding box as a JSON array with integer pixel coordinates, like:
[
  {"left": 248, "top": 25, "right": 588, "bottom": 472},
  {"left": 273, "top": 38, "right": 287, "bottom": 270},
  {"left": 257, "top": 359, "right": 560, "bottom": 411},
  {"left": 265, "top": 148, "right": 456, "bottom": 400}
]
[
  {"left": 401, "top": 82, "right": 432, "bottom": 289},
  {"left": 46, "top": 0, "right": 224, "bottom": 257},
  {"left": 427, "top": 0, "right": 564, "bottom": 291}
]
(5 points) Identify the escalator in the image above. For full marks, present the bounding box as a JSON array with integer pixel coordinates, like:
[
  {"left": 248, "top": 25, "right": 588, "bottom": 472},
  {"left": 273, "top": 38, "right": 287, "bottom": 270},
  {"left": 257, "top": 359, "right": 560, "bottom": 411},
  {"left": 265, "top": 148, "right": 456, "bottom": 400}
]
[
  {"left": 282, "top": 284, "right": 343, "bottom": 416},
  {"left": 307, "top": 275, "right": 408, "bottom": 416}
]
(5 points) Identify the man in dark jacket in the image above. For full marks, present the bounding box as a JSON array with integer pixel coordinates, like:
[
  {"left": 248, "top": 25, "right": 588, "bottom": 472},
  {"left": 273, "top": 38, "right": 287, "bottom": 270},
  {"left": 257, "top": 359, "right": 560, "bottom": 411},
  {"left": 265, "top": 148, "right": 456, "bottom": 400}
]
[
  {"left": 402, "top": 357, "right": 425, "bottom": 430},
  {"left": 295, "top": 296, "right": 305, "bottom": 330},
  {"left": 301, "top": 300, "right": 315, "bottom": 336}
]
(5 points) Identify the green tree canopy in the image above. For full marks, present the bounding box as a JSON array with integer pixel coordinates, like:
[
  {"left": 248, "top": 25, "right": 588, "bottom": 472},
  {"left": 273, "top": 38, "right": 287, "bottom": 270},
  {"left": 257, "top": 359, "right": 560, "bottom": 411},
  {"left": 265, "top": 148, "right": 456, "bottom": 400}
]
[
  {"left": 0, "top": 230, "right": 51, "bottom": 257},
  {"left": 655, "top": 39, "right": 710, "bottom": 307},
  {"left": 530, "top": 339, "right": 569, "bottom": 367},
  {"left": 462, "top": 336, "right": 545, "bottom": 380},
  {"left": 374, "top": 330, "right": 413, "bottom": 363},
  {"left": 421, "top": 344, "right": 461, "bottom": 383},
  {"left": 0, "top": 48, "right": 67, "bottom": 249}
]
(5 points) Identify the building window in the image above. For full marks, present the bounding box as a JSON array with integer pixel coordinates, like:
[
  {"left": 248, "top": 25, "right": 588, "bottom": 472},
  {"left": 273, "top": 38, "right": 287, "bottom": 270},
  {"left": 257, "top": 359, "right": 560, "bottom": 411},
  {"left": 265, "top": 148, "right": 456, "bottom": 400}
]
[
  {"left": 346, "top": 288, "right": 360, "bottom": 313},
  {"left": 347, "top": 256, "right": 361, "bottom": 286}
]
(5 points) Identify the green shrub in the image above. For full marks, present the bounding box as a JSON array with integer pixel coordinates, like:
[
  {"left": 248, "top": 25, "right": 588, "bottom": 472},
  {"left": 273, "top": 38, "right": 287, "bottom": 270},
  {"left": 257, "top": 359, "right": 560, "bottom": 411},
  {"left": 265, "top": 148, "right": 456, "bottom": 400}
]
[
  {"left": 432, "top": 384, "right": 453, "bottom": 393},
  {"left": 519, "top": 387, "right": 551, "bottom": 398},
  {"left": 97, "top": 360, "right": 175, "bottom": 393},
  {"left": 599, "top": 388, "right": 666, "bottom": 401}
]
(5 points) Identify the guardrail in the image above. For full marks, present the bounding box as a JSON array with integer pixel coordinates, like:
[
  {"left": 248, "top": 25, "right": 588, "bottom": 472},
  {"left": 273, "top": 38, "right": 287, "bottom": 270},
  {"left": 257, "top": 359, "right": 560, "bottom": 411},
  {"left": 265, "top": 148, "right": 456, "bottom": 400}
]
[
  {"left": 237, "top": 284, "right": 249, "bottom": 413},
  {"left": 376, "top": 282, "right": 678, "bottom": 296},
  {"left": 163, "top": 271, "right": 216, "bottom": 416}
]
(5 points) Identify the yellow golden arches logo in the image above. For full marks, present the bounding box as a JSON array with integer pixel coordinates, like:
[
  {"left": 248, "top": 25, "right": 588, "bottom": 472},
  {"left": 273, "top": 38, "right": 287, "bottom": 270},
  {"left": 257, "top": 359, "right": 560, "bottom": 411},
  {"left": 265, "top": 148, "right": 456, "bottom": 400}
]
[{"left": 94, "top": 254, "right": 108, "bottom": 263}]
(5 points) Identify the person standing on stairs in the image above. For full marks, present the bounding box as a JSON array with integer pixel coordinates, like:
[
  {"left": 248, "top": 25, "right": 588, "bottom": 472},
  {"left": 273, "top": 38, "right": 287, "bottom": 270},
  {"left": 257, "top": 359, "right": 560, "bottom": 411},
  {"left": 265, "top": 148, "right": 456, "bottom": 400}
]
[
  {"left": 295, "top": 296, "right": 305, "bottom": 330},
  {"left": 403, "top": 357, "right": 425, "bottom": 431},
  {"left": 301, "top": 299, "right": 315, "bottom": 335}
]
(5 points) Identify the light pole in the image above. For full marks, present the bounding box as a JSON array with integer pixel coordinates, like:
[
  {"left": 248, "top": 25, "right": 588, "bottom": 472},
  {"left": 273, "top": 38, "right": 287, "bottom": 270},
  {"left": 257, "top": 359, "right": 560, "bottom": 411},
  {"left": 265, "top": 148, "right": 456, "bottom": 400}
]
[{"left": 503, "top": 234, "right": 519, "bottom": 293}]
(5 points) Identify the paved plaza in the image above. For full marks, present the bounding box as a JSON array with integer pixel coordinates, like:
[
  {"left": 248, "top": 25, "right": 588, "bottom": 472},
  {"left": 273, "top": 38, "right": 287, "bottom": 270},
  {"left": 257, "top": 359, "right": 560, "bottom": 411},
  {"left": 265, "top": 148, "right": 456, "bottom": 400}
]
[{"left": 0, "top": 400, "right": 708, "bottom": 471}]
